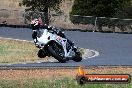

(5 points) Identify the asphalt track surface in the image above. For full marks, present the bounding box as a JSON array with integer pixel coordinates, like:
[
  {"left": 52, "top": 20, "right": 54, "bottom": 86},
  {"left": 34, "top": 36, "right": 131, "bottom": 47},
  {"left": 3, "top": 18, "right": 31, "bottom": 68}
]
[{"left": 0, "top": 27, "right": 132, "bottom": 68}]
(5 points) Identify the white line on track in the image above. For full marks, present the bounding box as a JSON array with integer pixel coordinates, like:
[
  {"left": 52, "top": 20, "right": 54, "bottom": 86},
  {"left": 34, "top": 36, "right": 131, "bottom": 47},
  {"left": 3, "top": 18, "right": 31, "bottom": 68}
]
[
  {"left": 0, "top": 37, "right": 33, "bottom": 43},
  {"left": 86, "top": 49, "right": 99, "bottom": 58}
]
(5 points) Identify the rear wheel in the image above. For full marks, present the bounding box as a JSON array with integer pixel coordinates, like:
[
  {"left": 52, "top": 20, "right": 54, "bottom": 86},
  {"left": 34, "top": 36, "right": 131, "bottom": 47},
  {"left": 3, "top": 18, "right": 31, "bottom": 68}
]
[
  {"left": 73, "top": 51, "right": 82, "bottom": 62},
  {"left": 48, "top": 45, "right": 66, "bottom": 63}
]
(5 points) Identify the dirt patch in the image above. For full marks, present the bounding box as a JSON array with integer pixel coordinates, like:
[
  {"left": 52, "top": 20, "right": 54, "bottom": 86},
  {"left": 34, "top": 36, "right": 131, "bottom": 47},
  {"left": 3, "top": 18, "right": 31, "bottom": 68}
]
[
  {"left": 0, "top": 67, "right": 132, "bottom": 80},
  {"left": 0, "top": 69, "right": 78, "bottom": 80}
]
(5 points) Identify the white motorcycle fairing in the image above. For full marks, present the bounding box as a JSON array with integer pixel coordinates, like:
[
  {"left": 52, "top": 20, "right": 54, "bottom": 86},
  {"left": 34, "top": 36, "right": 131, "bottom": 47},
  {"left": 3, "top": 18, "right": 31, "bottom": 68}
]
[{"left": 36, "top": 29, "right": 75, "bottom": 58}]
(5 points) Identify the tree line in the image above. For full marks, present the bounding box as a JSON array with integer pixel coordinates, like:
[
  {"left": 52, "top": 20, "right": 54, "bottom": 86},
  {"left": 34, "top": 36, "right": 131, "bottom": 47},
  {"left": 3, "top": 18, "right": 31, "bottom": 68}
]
[{"left": 20, "top": 0, "right": 132, "bottom": 24}]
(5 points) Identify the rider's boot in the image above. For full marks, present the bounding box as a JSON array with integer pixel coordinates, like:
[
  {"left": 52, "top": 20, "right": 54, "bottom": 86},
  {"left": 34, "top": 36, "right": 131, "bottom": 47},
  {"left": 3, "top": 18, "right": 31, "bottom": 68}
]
[
  {"left": 67, "top": 39, "right": 74, "bottom": 47},
  {"left": 67, "top": 39, "right": 78, "bottom": 51}
]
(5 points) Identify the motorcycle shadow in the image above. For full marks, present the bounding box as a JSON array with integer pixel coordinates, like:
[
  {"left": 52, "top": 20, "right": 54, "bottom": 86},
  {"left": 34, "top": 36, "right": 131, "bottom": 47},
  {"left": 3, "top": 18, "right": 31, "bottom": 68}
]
[{"left": 35, "top": 59, "right": 85, "bottom": 64}]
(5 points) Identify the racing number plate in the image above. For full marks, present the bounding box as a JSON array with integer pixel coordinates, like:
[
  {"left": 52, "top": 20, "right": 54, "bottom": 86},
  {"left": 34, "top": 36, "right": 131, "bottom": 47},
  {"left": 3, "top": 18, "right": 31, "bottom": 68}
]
[{"left": 56, "top": 36, "right": 66, "bottom": 45}]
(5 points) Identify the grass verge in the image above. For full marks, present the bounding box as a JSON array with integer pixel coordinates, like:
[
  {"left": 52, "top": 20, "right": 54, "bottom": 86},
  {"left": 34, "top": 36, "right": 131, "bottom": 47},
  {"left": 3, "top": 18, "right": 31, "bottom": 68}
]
[
  {"left": 0, "top": 38, "right": 85, "bottom": 64},
  {"left": 0, "top": 38, "right": 41, "bottom": 64},
  {"left": 0, "top": 68, "right": 131, "bottom": 88},
  {"left": 0, "top": 78, "right": 131, "bottom": 88}
]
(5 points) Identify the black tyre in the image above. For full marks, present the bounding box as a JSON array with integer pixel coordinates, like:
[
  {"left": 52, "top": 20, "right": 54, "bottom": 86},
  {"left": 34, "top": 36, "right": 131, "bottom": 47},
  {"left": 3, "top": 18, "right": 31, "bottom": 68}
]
[
  {"left": 48, "top": 45, "right": 66, "bottom": 63},
  {"left": 37, "top": 49, "right": 46, "bottom": 58},
  {"left": 73, "top": 51, "right": 82, "bottom": 62}
]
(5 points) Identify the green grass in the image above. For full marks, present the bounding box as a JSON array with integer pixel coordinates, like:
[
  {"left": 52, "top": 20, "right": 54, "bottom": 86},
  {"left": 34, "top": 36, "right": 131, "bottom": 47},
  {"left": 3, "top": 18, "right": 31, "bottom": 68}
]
[
  {"left": 79, "top": 48, "right": 85, "bottom": 55},
  {"left": 0, "top": 78, "right": 131, "bottom": 88},
  {"left": 0, "top": 39, "right": 40, "bottom": 64}
]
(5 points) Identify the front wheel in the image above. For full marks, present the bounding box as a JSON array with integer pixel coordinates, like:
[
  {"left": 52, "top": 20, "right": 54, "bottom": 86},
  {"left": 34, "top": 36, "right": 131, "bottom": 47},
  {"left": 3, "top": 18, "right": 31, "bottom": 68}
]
[
  {"left": 37, "top": 49, "right": 47, "bottom": 58},
  {"left": 73, "top": 51, "right": 82, "bottom": 62},
  {"left": 48, "top": 45, "right": 66, "bottom": 63}
]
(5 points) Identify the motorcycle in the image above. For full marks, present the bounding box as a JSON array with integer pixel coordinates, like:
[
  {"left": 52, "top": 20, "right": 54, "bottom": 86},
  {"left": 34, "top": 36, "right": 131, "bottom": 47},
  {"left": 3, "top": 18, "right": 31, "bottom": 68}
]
[{"left": 35, "top": 28, "right": 82, "bottom": 63}]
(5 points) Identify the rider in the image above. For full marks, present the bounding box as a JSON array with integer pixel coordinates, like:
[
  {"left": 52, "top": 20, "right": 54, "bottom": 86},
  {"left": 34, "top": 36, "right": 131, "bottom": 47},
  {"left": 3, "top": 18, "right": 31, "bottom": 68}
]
[
  {"left": 31, "top": 18, "right": 74, "bottom": 48},
  {"left": 31, "top": 18, "right": 42, "bottom": 47}
]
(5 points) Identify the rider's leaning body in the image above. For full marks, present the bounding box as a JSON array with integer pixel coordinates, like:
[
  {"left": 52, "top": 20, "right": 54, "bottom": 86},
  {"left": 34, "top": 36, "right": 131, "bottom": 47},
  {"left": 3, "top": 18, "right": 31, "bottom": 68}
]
[{"left": 31, "top": 19, "right": 73, "bottom": 48}]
